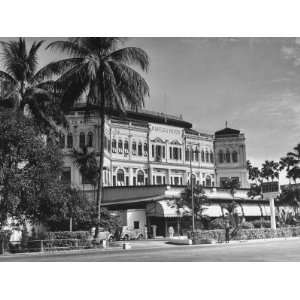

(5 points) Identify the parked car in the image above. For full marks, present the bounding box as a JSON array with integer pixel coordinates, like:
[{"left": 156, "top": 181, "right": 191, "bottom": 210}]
[
  {"left": 115, "top": 226, "right": 145, "bottom": 241},
  {"left": 91, "top": 227, "right": 114, "bottom": 241}
]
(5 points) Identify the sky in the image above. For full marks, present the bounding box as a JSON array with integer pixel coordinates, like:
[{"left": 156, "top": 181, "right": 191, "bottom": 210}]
[{"left": 1, "top": 37, "right": 300, "bottom": 183}]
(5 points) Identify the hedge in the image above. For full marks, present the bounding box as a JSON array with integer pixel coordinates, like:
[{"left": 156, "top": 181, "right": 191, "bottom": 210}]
[
  {"left": 41, "top": 231, "right": 93, "bottom": 249},
  {"left": 189, "top": 226, "right": 300, "bottom": 244}
]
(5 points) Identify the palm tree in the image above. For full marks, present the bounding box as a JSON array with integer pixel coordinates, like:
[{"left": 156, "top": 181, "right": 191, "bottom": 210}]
[
  {"left": 287, "top": 166, "right": 300, "bottom": 183},
  {"left": 222, "top": 177, "right": 240, "bottom": 197},
  {"left": 0, "top": 38, "right": 63, "bottom": 131},
  {"left": 178, "top": 184, "right": 208, "bottom": 231},
  {"left": 73, "top": 146, "right": 98, "bottom": 197},
  {"left": 261, "top": 160, "right": 279, "bottom": 182},
  {"left": 45, "top": 38, "right": 149, "bottom": 238},
  {"left": 279, "top": 155, "right": 298, "bottom": 183},
  {"left": 287, "top": 143, "right": 300, "bottom": 163}
]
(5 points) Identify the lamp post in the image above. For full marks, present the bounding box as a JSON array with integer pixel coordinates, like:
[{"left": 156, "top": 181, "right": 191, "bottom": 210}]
[{"left": 189, "top": 145, "right": 196, "bottom": 233}]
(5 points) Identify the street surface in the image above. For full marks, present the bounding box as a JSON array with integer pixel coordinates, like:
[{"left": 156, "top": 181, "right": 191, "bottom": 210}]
[{"left": 1, "top": 238, "right": 300, "bottom": 261}]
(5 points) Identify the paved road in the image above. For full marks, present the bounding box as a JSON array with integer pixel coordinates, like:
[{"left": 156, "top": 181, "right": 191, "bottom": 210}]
[{"left": 2, "top": 238, "right": 300, "bottom": 261}]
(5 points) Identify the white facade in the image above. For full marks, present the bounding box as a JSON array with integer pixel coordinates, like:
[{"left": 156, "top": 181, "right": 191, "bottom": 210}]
[{"left": 59, "top": 109, "right": 249, "bottom": 192}]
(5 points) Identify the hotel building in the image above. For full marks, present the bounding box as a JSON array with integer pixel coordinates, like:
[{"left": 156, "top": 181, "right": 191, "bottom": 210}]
[{"left": 60, "top": 105, "right": 250, "bottom": 191}]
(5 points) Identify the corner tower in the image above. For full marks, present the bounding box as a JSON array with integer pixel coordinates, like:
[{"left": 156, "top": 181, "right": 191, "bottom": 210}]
[{"left": 214, "top": 127, "right": 249, "bottom": 188}]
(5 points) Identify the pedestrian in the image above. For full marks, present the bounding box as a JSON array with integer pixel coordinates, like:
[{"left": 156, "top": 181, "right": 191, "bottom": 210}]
[
  {"left": 225, "top": 221, "right": 230, "bottom": 243},
  {"left": 168, "top": 226, "right": 174, "bottom": 238}
]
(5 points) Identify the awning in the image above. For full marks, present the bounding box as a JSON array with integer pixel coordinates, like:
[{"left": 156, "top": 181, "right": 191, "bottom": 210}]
[
  {"left": 259, "top": 204, "right": 271, "bottom": 216},
  {"left": 146, "top": 200, "right": 190, "bottom": 218},
  {"left": 202, "top": 205, "right": 223, "bottom": 217},
  {"left": 241, "top": 204, "right": 262, "bottom": 217}
]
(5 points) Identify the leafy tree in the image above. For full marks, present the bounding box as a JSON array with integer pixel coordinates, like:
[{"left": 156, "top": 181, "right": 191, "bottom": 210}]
[
  {"left": 176, "top": 185, "right": 208, "bottom": 231},
  {"left": 0, "top": 111, "right": 64, "bottom": 229},
  {"left": 45, "top": 37, "right": 150, "bottom": 237},
  {"left": 43, "top": 186, "right": 120, "bottom": 232},
  {"left": 0, "top": 38, "right": 64, "bottom": 132}
]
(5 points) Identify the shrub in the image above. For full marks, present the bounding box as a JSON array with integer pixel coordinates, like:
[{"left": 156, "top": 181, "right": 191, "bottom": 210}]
[
  {"left": 0, "top": 230, "right": 12, "bottom": 254},
  {"left": 40, "top": 231, "right": 93, "bottom": 249},
  {"left": 240, "top": 221, "right": 254, "bottom": 229},
  {"left": 252, "top": 219, "right": 271, "bottom": 228},
  {"left": 189, "top": 226, "right": 300, "bottom": 242},
  {"left": 209, "top": 218, "right": 226, "bottom": 229}
]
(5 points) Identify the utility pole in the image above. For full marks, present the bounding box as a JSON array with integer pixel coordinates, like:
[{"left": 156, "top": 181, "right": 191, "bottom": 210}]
[{"left": 189, "top": 145, "right": 195, "bottom": 232}]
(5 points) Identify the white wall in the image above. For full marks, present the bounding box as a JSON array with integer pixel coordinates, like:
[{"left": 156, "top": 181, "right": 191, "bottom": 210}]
[{"left": 126, "top": 209, "right": 147, "bottom": 230}]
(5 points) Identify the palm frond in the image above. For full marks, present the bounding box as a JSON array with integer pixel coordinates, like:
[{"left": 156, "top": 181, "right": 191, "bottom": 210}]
[
  {"left": 28, "top": 40, "right": 44, "bottom": 75},
  {"left": 33, "top": 58, "right": 83, "bottom": 83},
  {"left": 109, "top": 61, "right": 149, "bottom": 109},
  {"left": 0, "top": 70, "right": 17, "bottom": 85},
  {"left": 109, "top": 47, "right": 149, "bottom": 72},
  {"left": 47, "top": 40, "right": 89, "bottom": 57}
]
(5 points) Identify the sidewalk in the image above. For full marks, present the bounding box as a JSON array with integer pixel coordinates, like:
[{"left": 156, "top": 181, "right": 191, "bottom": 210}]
[{"left": 1, "top": 236, "right": 300, "bottom": 259}]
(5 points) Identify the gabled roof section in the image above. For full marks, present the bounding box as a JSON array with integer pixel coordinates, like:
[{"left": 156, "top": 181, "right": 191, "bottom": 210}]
[{"left": 215, "top": 127, "right": 240, "bottom": 137}]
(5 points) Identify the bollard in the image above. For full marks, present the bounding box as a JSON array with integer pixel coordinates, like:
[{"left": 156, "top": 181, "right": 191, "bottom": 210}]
[
  {"left": 40, "top": 240, "right": 44, "bottom": 252},
  {"left": 123, "top": 242, "right": 131, "bottom": 250}
]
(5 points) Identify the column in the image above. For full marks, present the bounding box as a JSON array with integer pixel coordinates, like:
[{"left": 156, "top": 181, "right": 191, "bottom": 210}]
[
  {"left": 167, "top": 169, "right": 171, "bottom": 185},
  {"left": 129, "top": 168, "right": 133, "bottom": 186},
  {"left": 270, "top": 198, "right": 276, "bottom": 230},
  {"left": 149, "top": 166, "right": 153, "bottom": 185}
]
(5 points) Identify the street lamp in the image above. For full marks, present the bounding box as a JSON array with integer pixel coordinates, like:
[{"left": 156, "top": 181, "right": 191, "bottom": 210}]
[{"left": 189, "top": 145, "right": 199, "bottom": 233}]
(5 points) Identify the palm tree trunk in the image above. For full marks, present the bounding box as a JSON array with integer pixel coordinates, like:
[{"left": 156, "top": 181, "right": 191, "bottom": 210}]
[{"left": 95, "top": 85, "right": 105, "bottom": 239}]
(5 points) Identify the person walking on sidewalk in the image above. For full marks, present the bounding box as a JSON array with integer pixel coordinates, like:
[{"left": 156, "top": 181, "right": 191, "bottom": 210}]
[{"left": 225, "top": 221, "right": 230, "bottom": 243}]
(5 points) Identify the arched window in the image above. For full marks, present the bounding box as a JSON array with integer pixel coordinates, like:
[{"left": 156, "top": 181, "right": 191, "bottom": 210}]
[
  {"left": 112, "top": 139, "right": 117, "bottom": 153},
  {"left": 201, "top": 150, "right": 205, "bottom": 162},
  {"left": 117, "top": 169, "right": 125, "bottom": 185},
  {"left": 219, "top": 150, "right": 224, "bottom": 163},
  {"left": 124, "top": 140, "right": 129, "bottom": 153},
  {"left": 206, "top": 176, "right": 212, "bottom": 187},
  {"left": 210, "top": 151, "right": 214, "bottom": 163},
  {"left": 59, "top": 133, "right": 65, "bottom": 148},
  {"left": 232, "top": 151, "right": 238, "bottom": 163},
  {"left": 67, "top": 133, "right": 73, "bottom": 148},
  {"left": 205, "top": 150, "right": 209, "bottom": 162},
  {"left": 87, "top": 132, "right": 93, "bottom": 147},
  {"left": 132, "top": 141, "right": 137, "bottom": 155},
  {"left": 225, "top": 150, "right": 231, "bottom": 163},
  {"left": 138, "top": 142, "right": 143, "bottom": 156},
  {"left": 137, "top": 170, "right": 144, "bottom": 185},
  {"left": 79, "top": 132, "right": 85, "bottom": 148},
  {"left": 118, "top": 139, "right": 123, "bottom": 153}
]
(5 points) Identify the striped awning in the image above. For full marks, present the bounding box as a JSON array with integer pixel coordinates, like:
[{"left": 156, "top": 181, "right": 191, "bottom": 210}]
[
  {"left": 202, "top": 205, "right": 223, "bottom": 217},
  {"left": 242, "top": 204, "right": 262, "bottom": 217}
]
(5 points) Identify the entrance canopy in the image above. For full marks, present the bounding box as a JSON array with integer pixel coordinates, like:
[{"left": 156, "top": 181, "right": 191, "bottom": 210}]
[{"left": 146, "top": 200, "right": 190, "bottom": 218}]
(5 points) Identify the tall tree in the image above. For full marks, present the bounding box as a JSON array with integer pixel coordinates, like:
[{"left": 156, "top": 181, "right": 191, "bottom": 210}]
[
  {"left": 44, "top": 38, "right": 149, "bottom": 238},
  {"left": 0, "top": 111, "right": 64, "bottom": 229},
  {"left": 0, "top": 38, "right": 64, "bottom": 132}
]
